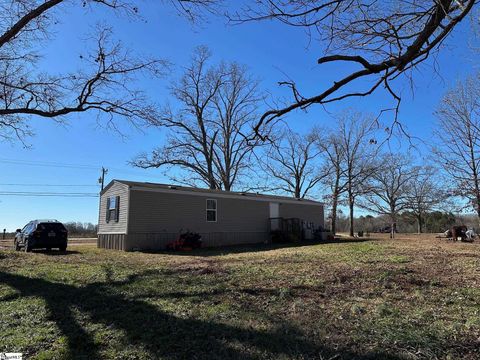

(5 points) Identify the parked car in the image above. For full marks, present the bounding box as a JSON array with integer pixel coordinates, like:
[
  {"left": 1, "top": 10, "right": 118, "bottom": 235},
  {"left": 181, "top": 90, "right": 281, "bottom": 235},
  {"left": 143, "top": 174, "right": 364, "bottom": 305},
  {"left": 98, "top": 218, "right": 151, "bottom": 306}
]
[{"left": 14, "top": 220, "right": 68, "bottom": 252}]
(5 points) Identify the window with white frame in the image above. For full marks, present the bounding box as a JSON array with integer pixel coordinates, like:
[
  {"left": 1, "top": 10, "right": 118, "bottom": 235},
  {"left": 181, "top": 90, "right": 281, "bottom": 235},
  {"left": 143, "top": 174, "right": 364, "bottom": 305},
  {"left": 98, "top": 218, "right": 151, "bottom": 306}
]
[{"left": 206, "top": 199, "right": 217, "bottom": 222}]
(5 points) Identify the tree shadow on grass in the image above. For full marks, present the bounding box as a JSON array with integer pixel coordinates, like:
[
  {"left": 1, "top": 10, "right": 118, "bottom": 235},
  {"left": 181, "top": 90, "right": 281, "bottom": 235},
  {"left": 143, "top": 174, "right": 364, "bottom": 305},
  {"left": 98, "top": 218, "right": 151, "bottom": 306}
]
[
  {"left": 321, "top": 237, "right": 381, "bottom": 244},
  {"left": 0, "top": 270, "right": 403, "bottom": 360}
]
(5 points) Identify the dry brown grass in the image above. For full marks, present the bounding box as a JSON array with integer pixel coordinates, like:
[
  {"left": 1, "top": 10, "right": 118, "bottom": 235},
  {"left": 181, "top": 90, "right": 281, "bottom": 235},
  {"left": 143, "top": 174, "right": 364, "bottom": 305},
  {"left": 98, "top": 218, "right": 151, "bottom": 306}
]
[{"left": 0, "top": 234, "right": 479, "bottom": 359}]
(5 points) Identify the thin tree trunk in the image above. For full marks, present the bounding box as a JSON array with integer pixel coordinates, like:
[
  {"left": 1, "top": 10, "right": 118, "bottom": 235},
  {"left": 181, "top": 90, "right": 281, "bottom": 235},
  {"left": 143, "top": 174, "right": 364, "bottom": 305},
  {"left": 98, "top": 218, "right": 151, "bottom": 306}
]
[
  {"left": 330, "top": 166, "right": 342, "bottom": 235},
  {"left": 207, "top": 159, "right": 216, "bottom": 189},
  {"left": 349, "top": 200, "right": 354, "bottom": 237},
  {"left": 224, "top": 181, "right": 231, "bottom": 191},
  {"left": 208, "top": 179, "right": 216, "bottom": 189},
  {"left": 331, "top": 195, "right": 338, "bottom": 235},
  {"left": 295, "top": 188, "right": 301, "bottom": 198}
]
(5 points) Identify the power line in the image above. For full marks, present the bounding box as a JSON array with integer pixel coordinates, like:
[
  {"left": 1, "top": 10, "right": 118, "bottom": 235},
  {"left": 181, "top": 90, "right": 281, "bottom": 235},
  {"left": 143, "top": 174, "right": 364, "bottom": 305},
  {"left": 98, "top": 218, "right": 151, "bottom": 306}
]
[
  {"left": 0, "top": 158, "right": 167, "bottom": 185},
  {"left": 0, "top": 183, "right": 99, "bottom": 187},
  {"left": 0, "top": 158, "right": 162, "bottom": 178},
  {"left": 0, "top": 158, "right": 98, "bottom": 170},
  {"left": 0, "top": 195, "right": 98, "bottom": 197},
  {"left": 0, "top": 191, "right": 99, "bottom": 197},
  {"left": 0, "top": 191, "right": 99, "bottom": 195}
]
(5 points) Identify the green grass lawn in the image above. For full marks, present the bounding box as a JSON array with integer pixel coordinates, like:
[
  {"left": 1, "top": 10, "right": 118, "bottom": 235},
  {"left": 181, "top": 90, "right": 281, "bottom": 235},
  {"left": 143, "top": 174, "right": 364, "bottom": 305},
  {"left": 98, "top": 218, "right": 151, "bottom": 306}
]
[{"left": 0, "top": 235, "right": 479, "bottom": 359}]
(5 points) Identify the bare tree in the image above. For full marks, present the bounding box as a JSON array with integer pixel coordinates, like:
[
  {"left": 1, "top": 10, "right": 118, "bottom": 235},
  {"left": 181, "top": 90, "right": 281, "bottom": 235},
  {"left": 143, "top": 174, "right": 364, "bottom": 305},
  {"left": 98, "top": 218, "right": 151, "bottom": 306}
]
[
  {"left": 231, "top": 1, "right": 477, "bottom": 134},
  {"left": 0, "top": 0, "right": 218, "bottom": 141},
  {"left": 169, "top": 0, "right": 221, "bottom": 22},
  {"left": 316, "top": 131, "right": 346, "bottom": 234},
  {"left": 211, "top": 61, "right": 265, "bottom": 191},
  {"left": 316, "top": 111, "right": 379, "bottom": 235},
  {"left": 360, "top": 154, "right": 419, "bottom": 239},
  {"left": 263, "top": 129, "right": 323, "bottom": 198},
  {"left": 405, "top": 166, "right": 447, "bottom": 233},
  {"left": 131, "top": 46, "right": 265, "bottom": 190},
  {"left": 433, "top": 73, "right": 480, "bottom": 221},
  {"left": 338, "top": 111, "right": 379, "bottom": 236}
]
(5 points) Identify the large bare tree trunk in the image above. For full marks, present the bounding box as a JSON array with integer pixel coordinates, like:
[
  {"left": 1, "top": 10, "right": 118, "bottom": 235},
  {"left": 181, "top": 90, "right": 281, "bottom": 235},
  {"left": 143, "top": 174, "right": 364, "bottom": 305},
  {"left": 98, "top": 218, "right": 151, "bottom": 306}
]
[
  {"left": 294, "top": 181, "right": 301, "bottom": 198},
  {"left": 417, "top": 214, "right": 423, "bottom": 234}
]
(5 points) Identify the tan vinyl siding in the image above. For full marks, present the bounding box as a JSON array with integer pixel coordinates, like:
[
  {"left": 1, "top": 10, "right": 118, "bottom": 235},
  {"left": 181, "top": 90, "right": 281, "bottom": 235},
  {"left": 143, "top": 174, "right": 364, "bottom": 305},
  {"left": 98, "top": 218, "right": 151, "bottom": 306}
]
[
  {"left": 280, "top": 202, "right": 324, "bottom": 228},
  {"left": 126, "top": 190, "right": 270, "bottom": 249},
  {"left": 97, "top": 179, "right": 325, "bottom": 250},
  {"left": 98, "top": 182, "right": 129, "bottom": 234},
  {"left": 128, "top": 190, "right": 270, "bottom": 234}
]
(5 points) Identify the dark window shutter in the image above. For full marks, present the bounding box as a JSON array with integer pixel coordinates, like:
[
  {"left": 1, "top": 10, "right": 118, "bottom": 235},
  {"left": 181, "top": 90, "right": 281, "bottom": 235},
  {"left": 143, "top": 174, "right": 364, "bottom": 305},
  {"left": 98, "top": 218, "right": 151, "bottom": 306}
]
[
  {"left": 106, "top": 197, "right": 111, "bottom": 223},
  {"left": 115, "top": 196, "right": 120, "bottom": 222}
]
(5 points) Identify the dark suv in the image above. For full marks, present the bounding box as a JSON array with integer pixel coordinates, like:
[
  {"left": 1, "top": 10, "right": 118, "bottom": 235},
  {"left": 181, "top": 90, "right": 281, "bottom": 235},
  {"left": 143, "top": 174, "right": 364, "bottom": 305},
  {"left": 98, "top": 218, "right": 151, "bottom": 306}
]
[{"left": 14, "top": 220, "right": 68, "bottom": 252}]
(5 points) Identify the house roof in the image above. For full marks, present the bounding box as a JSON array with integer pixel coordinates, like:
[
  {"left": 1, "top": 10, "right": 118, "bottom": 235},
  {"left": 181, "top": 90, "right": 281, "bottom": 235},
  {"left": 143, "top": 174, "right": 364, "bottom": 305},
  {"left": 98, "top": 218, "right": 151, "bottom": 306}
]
[{"left": 102, "top": 179, "right": 323, "bottom": 205}]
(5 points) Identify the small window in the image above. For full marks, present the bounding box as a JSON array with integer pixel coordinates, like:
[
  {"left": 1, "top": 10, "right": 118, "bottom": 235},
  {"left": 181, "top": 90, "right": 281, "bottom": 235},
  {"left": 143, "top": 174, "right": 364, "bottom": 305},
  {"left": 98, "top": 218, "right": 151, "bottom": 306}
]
[
  {"left": 108, "top": 196, "right": 116, "bottom": 210},
  {"left": 106, "top": 196, "right": 120, "bottom": 223},
  {"left": 206, "top": 199, "right": 217, "bottom": 222}
]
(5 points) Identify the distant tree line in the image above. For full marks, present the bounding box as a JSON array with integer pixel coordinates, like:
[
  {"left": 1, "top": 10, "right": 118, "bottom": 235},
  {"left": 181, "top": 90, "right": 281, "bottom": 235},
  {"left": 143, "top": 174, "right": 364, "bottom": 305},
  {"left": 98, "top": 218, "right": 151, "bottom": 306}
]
[
  {"left": 63, "top": 222, "right": 98, "bottom": 237},
  {"left": 333, "top": 212, "right": 478, "bottom": 235},
  {"left": 2, "top": 222, "right": 98, "bottom": 238}
]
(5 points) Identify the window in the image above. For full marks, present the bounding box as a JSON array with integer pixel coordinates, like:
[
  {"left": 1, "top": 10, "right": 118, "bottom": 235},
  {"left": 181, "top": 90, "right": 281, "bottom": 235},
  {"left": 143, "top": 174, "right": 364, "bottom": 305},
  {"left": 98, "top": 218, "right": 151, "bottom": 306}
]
[
  {"left": 108, "top": 196, "right": 116, "bottom": 210},
  {"left": 23, "top": 222, "right": 34, "bottom": 234},
  {"left": 206, "top": 199, "right": 217, "bottom": 222},
  {"left": 22, "top": 223, "right": 31, "bottom": 232},
  {"left": 106, "top": 196, "right": 120, "bottom": 223}
]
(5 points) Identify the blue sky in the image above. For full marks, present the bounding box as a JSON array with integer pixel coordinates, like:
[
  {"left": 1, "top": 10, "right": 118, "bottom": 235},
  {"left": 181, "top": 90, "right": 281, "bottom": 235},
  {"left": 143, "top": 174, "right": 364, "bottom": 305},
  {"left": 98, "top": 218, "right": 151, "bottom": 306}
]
[{"left": 0, "top": 2, "right": 478, "bottom": 231}]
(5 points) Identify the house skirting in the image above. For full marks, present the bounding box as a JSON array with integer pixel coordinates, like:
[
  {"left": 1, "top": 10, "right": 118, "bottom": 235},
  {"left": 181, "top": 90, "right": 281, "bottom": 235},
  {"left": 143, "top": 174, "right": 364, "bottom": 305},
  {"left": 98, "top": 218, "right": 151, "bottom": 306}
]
[
  {"left": 97, "top": 234, "right": 127, "bottom": 251},
  {"left": 98, "top": 232, "right": 269, "bottom": 251}
]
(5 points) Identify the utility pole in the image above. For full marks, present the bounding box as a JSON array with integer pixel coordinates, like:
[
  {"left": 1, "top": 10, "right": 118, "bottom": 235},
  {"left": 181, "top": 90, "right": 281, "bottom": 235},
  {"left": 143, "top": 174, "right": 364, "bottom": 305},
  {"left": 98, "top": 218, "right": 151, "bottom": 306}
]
[{"left": 98, "top": 167, "right": 108, "bottom": 191}]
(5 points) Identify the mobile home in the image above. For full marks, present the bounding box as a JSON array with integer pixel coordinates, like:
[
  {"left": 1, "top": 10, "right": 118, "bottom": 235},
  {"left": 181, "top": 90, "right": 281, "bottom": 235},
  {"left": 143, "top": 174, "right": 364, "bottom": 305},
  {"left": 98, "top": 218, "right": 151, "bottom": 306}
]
[{"left": 97, "top": 180, "right": 324, "bottom": 251}]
